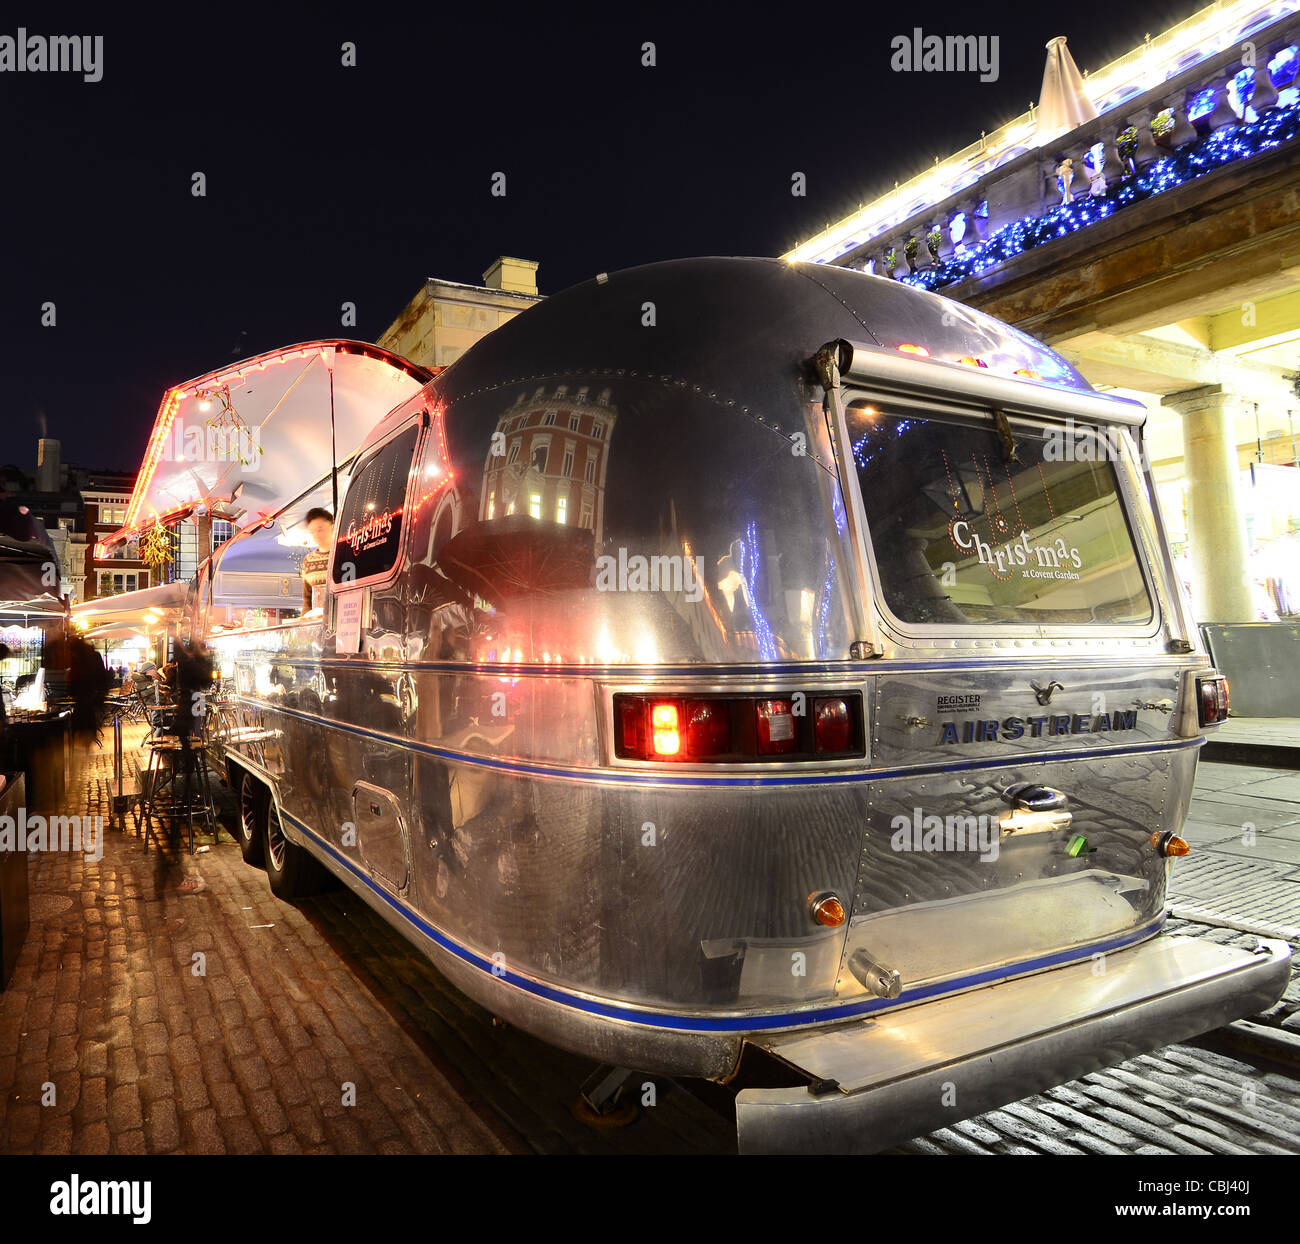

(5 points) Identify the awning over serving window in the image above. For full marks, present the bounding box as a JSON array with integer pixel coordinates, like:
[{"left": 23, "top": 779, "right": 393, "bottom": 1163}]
[
  {"left": 99, "top": 341, "right": 432, "bottom": 553},
  {"left": 70, "top": 581, "right": 188, "bottom": 629}
]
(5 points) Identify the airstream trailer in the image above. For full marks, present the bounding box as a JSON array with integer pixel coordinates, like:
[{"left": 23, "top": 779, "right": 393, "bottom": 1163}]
[{"left": 203, "top": 257, "right": 1290, "bottom": 1154}]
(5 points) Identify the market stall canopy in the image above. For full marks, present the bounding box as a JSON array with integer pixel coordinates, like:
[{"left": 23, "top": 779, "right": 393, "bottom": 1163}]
[
  {"left": 80, "top": 623, "right": 155, "bottom": 642},
  {"left": 100, "top": 340, "right": 432, "bottom": 552},
  {"left": 70, "top": 580, "right": 187, "bottom": 628}
]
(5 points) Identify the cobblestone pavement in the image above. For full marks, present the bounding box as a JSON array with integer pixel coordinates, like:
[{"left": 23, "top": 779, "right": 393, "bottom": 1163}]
[
  {"left": 1171, "top": 761, "right": 1300, "bottom": 939},
  {"left": 2, "top": 733, "right": 1298, "bottom": 1155}
]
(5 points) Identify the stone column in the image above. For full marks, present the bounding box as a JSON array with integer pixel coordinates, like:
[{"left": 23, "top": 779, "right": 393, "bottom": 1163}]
[
  {"left": 1162, "top": 384, "right": 1254, "bottom": 622},
  {"left": 1247, "top": 55, "right": 1279, "bottom": 116},
  {"left": 1204, "top": 76, "right": 1240, "bottom": 133},
  {"left": 1125, "top": 106, "right": 1160, "bottom": 169},
  {"left": 1099, "top": 130, "right": 1125, "bottom": 184}
]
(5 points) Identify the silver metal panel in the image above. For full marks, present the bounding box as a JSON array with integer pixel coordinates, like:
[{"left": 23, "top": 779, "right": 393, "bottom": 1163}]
[
  {"left": 871, "top": 663, "right": 1184, "bottom": 765},
  {"left": 839, "top": 748, "right": 1171, "bottom": 995},
  {"left": 839, "top": 874, "right": 1147, "bottom": 992},
  {"left": 352, "top": 781, "right": 411, "bottom": 894},
  {"left": 220, "top": 642, "right": 1198, "bottom": 1019},
  {"left": 736, "top": 937, "right": 1292, "bottom": 1154}
]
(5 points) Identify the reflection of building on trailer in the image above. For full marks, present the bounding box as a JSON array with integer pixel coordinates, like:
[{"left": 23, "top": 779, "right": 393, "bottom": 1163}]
[{"left": 481, "top": 385, "right": 616, "bottom": 541}]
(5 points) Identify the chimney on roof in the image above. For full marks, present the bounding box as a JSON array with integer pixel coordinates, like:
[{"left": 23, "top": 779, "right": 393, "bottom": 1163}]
[
  {"left": 1037, "top": 36, "right": 1098, "bottom": 140},
  {"left": 482, "top": 256, "right": 539, "bottom": 296},
  {"left": 36, "top": 438, "right": 61, "bottom": 493}
]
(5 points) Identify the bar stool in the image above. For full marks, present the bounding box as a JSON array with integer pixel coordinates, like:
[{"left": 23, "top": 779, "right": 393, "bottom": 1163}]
[{"left": 139, "top": 714, "right": 219, "bottom": 855}]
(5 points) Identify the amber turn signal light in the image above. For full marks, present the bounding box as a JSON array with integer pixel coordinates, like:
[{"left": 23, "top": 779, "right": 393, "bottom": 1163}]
[
  {"left": 809, "top": 891, "right": 846, "bottom": 927},
  {"left": 1151, "top": 831, "right": 1190, "bottom": 858}
]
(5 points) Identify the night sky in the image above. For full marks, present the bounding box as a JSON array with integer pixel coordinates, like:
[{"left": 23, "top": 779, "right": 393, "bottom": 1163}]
[{"left": 1, "top": 1, "right": 1205, "bottom": 474}]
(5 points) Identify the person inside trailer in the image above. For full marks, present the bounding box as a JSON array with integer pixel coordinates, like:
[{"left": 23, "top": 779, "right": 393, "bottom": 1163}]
[{"left": 300, "top": 507, "right": 334, "bottom": 617}]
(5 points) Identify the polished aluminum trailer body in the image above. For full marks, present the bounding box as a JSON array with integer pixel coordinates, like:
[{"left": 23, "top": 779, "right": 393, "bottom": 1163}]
[{"left": 205, "top": 258, "right": 1290, "bottom": 1151}]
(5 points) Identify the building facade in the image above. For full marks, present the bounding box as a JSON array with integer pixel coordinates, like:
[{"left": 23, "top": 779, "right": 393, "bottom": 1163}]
[
  {"left": 378, "top": 256, "right": 541, "bottom": 372},
  {"left": 0, "top": 437, "right": 146, "bottom": 605},
  {"left": 79, "top": 485, "right": 149, "bottom": 602}
]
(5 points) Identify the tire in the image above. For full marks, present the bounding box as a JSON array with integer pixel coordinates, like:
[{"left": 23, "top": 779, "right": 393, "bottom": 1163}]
[
  {"left": 264, "top": 798, "right": 333, "bottom": 900},
  {"left": 236, "top": 771, "right": 267, "bottom": 866}
]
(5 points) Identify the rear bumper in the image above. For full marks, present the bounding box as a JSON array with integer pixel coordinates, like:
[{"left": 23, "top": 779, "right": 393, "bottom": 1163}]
[{"left": 735, "top": 933, "right": 1292, "bottom": 1154}]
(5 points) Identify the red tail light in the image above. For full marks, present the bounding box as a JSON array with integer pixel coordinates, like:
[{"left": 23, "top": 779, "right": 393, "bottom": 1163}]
[
  {"left": 814, "top": 698, "right": 852, "bottom": 752},
  {"left": 650, "top": 702, "right": 681, "bottom": 756},
  {"left": 756, "top": 700, "right": 797, "bottom": 755},
  {"left": 1196, "top": 675, "right": 1229, "bottom": 726},
  {"left": 615, "top": 697, "right": 729, "bottom": 760},
  {"left": 613, "top": 693, "right": 863, "bottom": 763},
  {"left": 685, "top": 699, "right": 731, "bottom": 756},
  {"left": 617, "top": 697, "right": 646, "bottom": 757}
]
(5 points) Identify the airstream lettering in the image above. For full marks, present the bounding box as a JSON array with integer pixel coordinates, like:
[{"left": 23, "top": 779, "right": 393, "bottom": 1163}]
[
  {"left": 204, "top": 258, "right": 1290, "bottom": 1155},
  {"left": 938, "top": 709, "right": 1138, "bottom": 744}
]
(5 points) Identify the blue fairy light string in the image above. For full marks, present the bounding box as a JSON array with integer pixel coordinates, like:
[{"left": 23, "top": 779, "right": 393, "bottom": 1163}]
[{"left": 885, "top": 99, "right": 1300, "bottom": 294}]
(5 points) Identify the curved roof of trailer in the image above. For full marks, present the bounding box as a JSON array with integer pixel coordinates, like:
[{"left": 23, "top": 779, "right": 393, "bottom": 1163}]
[{"left": 431, "top": 257, "right": 1108, "bottom": 414}]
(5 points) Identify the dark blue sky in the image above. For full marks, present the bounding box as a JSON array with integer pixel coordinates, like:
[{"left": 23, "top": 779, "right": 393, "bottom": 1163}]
[{"left": 0, "top": 0, "right": 1204, "bottom": 473}]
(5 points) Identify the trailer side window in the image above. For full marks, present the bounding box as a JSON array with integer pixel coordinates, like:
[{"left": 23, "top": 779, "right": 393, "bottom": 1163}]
[
  {"left": 332, "top": 423, "right": 421, "bottom": 587},
  {"left": 847, "top": 404, "right": 1154, "bottom": 627}
]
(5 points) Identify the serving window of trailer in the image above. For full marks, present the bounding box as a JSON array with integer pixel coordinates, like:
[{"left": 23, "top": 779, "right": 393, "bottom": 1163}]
[
  {"left": 845, "top": 397, "right": 1154, "bottom": 628},
  {"left": 331, "top": 421, "right": 423, "bottom": 590}
]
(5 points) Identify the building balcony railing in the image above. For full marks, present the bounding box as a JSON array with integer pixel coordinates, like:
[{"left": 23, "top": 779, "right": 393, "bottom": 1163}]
[
  {"left": 790, "top": 9, "right": 1299, "bottom": 294},
  {"left": 895, "top": 97, "right": 1299, "bottom": 294}
]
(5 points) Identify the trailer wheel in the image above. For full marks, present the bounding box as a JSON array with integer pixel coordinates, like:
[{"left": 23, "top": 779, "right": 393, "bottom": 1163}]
[
  {"left": 236, "top": 772, "right": 267, "bottom": 866},
  {"left": 264, "top": 800, "right": 332, "bottom": 900}
]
